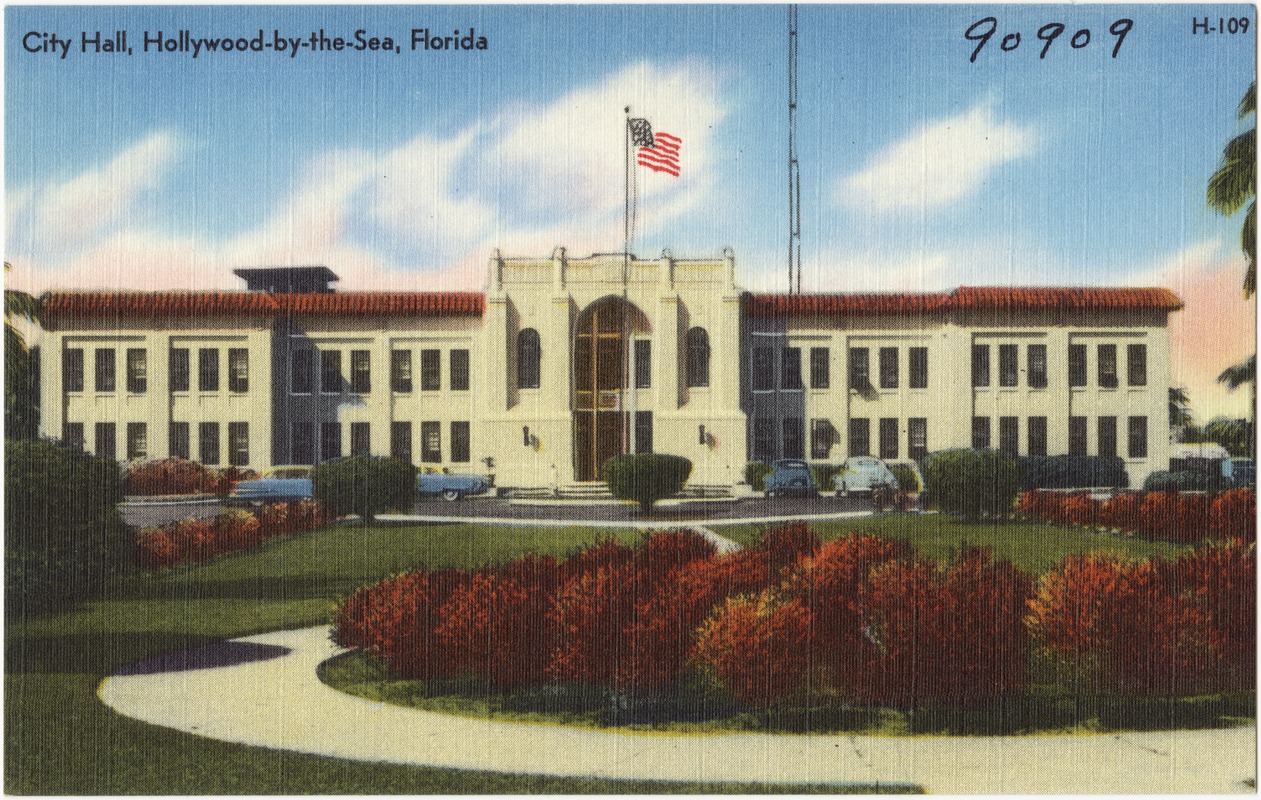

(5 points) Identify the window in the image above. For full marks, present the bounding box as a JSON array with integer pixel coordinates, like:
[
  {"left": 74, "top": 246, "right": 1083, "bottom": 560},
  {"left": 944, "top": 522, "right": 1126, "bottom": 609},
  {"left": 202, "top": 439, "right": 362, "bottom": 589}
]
[
  {"left": 753, "top": 418, "right": 775, "bottom": 463},
  {"left": 421, "top": 421, "right": 442, "bottom": 463},
  {"left": 391, "top": 350, "right": 412, "bottom": 393},
  {"left": 420, "top": 349, "right": 440, "bottom": 391},
  {"left": 451, "top": 349, "right": 470, "bottom": 391},
  {"left": 1028, "top": 417, "right": 1048, "bottom": 457},
  {"left": 320, "top": 422, "right": 342, "bottom": 461},
  {"left": 999, "top": 416, "right": 1019, "bottom": 456},
  {"left": 1128, "top": 416, "right": 1148, "bottom": 458},
  {"left": 849, "top": 347, "right": 870, "bottom": 388},
  {"left": 810, "top": 418, "right": 834, "bottom": 460},
  {"left": 199, "top": 422, "right": 220, "bottom": 465},
  {"left": 197, "top": 348, "right": 219, "bottom": 392},
  {"left": 908, "top": 418, "right": 928, "bottom": 462},
  {"left": 451, "top": 421, "right": 471, "bottom": 462},
  {"left": 170, "top": 348, "right": 190, "bottom": 392},
  {"left": 350, "top": 422, "right": 370, "bottom": 456},
  {"left": 292, "top": 422, "right": 315, "bottom": 465},
  {"left": 126, "top": 348, "right": 147, "bottom": 393},
  {"left": 95, "top": 348, "right": 116, "bottom": 392},
  {"left": 127, "top": 422, "right": 148, "bottom": 461},
  {"left": 350, "top": 350, "right": 371, "bottom": 394},
  {"left": 999, "top": 344, "right": 1018, "bottom": 388},
  {"left": 848, "top": 418, "right": 870, "bottom": 457},
  {"left": 1069, "top": 416, "right": 1088, "bottom": 456},
  {"left": 228, "top": 348, "right": 249, "bottom": 393},
  {"left": 1068, "top": 344, "right": 1087, "bottom": 387},
  {"left": 879, "top": 418, "right": 899, "bottom": 460},
  {"left": 320, "top": 350, "right": 341, "bottom": 394},
  {"left": 1098, "top": 344, "right": 1118, "bottom": 388},
  {"left": 909, "top": 347, "right": 928, "bottom": 389},
  {"left": 971, "top": 345, "right": 990, "bottom": 387},
  {"left": 634, "top": 412, "right": 654, "bottom": 453},
  {"left": 390, "top": 422, "right": 412, "bottom": 463},
  {"left": 686, "top": 327, "right": 710, "bottom": 388},
  {"left": 782, "top": 348, "right": 803, "bottom": 390},
  {"left": 1098, "top": 416, "right": 1118, "bottom": 458},
  {"left": 782, "top": 418, "right": 805, "bottom": 459},
  {"left": 290, "top": 349, "right": 313, "bottom": 394},
  {"left": 63, "top": 422, "right": 85, "bottom": 451},
  {"left": 517, "top": 329, "right": 541, "bottom": 389},
  {"left": 1127, "top": 344, "right": 1147, "bottom": 387},
  {"left": 64, "top": 348, "right": 85, "bottom": 393},
  {"left": 228, "top": 422, "right": 249, "bottom": 466},
  {"left": 634, "top": 341, "right": 651, "bottom": 389},
  {"left": 879, "top": 347, "right": 899, "bottom": 389},
  {"left": 810, "top": 347, "right": 830, "bottom": 389},
  {"left": 1028, "top": 344, "right": 1048, "bottom": 389},
  {"left": 95, "top": 422, "right": 116, "bottom": 461},
  {"left": 170, "top": 422, "right": 189, "bottom": 460},
  {"left": 752, "top": 348, "right": 774, "bottom": 391},
  {"left": 972, "top": 417, "right": 991, "bottom": 450}
]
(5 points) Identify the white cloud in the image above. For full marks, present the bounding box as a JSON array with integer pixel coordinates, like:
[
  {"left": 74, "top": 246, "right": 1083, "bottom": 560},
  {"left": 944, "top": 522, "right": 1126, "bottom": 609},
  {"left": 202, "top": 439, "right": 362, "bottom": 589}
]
[{"left": 837, "top": 103, "right": 1036, "bottom": 213}]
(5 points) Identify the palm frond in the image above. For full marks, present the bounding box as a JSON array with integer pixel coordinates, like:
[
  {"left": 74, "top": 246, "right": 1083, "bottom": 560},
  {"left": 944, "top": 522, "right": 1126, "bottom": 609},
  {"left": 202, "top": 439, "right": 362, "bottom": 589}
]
[
  {"left": 5, "top": 289, "right": 40, "bottom": 323},
  {"left": 1207, "top": 128, "right": 1256, "bottom": 214},
  {"left": 1218, "top": 354, "right": 1256, "bottom": 390},
  {"left": 1239, "top": 81, "right": 1256, "bottom": 119},
  {"left": 1244, "top": 200, "right": 1256, "bottom": 298}
]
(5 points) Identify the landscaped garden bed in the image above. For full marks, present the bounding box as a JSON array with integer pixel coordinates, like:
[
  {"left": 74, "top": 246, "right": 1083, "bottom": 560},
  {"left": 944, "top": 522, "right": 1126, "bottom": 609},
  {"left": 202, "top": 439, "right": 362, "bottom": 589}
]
[{"left": 1016, "top": 487, "right": 1256, "bottom": 543}]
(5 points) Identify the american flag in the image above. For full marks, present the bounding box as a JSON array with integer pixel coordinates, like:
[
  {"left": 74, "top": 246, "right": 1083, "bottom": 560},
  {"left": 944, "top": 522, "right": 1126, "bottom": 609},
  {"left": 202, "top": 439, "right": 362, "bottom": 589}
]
[{"left": 636, "top": 130, "right": 682, "bottom": 177}]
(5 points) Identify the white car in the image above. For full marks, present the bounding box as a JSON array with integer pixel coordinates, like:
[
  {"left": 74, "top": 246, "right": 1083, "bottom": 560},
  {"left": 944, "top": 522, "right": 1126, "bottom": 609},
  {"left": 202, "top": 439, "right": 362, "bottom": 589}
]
[{"left": 833, "top": 456, "right": 898, "bottom": 495}]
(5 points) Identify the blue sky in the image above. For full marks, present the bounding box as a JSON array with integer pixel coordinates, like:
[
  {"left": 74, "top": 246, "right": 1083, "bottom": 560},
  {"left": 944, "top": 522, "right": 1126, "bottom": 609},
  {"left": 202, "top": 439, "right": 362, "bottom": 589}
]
[{"left": 4, "top": 3, "right": 1256, "bottom": 416}]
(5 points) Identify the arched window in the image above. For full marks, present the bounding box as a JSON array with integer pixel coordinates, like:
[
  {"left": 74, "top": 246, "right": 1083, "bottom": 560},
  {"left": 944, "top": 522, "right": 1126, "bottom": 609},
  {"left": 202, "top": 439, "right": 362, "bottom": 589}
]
[
  {"left": 517, "top": 328, "right": 541, "bottom": 389},
  {"left": 686, "top": 327, "right": 710, "bottom": 388}
]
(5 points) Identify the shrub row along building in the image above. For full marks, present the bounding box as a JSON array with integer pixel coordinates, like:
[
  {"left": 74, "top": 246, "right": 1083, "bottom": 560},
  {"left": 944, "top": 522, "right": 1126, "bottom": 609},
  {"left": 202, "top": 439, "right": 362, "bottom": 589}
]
[{"left": 39, "top": 251, "right": 1182, "bottom": 490}]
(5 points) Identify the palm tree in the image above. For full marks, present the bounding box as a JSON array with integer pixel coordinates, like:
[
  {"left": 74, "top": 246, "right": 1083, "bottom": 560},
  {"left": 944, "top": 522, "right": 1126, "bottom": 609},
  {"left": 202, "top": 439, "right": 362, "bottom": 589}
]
[
  {"left": 1208, "top": 82, "right": 1256, "bottom": 296},
  {"left": 5, "top": 262, "right": 41, "bottom": 439}
]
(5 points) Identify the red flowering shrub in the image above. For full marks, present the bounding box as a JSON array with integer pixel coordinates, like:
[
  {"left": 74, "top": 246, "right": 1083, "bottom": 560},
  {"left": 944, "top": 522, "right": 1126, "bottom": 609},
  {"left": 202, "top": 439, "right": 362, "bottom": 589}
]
[
  {"left": 693, "top": 595, "right": 812, "bottom": 707},
  {"left": 124, "top": 458, "right": 218, "bottom": 496},
  {"left": 755, "top": 521, "right": 819, "bottom": 574},
  {"left": 1098, "top": 491, "right": 1143, "bottom": 532},
  {"left": 1174, "top": 541, "right": 1256, "bottom": 691},
  {"left": 134, "top": 527, "right": 179, "bottom": 569},
  {"left": 1210, "top": 488, "right": 1256, "bottom": 543},
  {"left": 559, "top": 538, "right": 636, "bottom": 582},
  {"left": 133, "top": 500, "right": 332, "bottom": 569},
  {"left": 548, "top": 561, "right": 638, "bottom": 690},
  {"left": 214, "top": 508, "right": 264, "bottom": 552},
  {"left": 637, "top": 529, "right": 717, "bottom": 585},
  {"left": 1061, "top": 493, "right": 1101, "bottom": 527}
]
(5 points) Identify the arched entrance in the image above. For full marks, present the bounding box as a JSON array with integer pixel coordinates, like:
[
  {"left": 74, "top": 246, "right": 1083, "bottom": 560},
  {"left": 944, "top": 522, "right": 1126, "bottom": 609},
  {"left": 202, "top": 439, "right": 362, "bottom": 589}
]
[{"left": 573, "top": 296, "right": 650, "bottom": 481}]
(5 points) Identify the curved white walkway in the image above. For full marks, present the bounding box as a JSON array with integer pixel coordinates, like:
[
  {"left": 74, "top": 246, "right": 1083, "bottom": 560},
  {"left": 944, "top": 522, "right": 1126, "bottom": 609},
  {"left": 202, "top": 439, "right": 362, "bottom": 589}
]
[{"left": 99, "top": 627, "right": 1256, "bottom": 793}]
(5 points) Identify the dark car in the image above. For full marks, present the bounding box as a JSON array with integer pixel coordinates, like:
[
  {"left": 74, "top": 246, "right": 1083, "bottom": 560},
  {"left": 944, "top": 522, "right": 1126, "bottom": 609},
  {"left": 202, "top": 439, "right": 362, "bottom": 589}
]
[{"left": 763, "top": 459, "right": 818, "bottom": 498}]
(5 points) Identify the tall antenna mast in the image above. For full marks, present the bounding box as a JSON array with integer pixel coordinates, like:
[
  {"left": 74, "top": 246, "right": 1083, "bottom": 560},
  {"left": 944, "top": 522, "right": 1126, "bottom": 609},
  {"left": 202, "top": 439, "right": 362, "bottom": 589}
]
[{"left": 787, "top": 4, "right": 802, "bottom": 294}]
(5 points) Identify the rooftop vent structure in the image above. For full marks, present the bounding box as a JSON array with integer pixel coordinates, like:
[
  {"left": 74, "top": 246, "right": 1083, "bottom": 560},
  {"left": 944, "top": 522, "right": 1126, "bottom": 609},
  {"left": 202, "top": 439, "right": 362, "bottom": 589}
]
[{"left": 233, "top": 266, "right": 339, "bottom": 293}]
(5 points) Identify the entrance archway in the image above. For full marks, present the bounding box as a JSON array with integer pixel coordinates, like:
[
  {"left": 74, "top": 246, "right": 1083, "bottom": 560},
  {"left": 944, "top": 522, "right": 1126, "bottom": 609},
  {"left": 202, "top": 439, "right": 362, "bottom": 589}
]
[{"left": 573, "top": 296, "right": 650, "bottom": 481}]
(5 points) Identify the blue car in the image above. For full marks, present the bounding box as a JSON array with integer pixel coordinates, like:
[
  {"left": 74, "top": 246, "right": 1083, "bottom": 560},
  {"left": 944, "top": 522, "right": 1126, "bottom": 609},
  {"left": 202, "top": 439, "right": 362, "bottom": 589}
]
[
  {"left": 228, "top": 466, "right": 313, "bottom": 504},
  {"left": 763, "top": 459, "right": 818, "bottom": 498},
  {"left": 418, "top": 469, "right": 490, "bottom": 501}
]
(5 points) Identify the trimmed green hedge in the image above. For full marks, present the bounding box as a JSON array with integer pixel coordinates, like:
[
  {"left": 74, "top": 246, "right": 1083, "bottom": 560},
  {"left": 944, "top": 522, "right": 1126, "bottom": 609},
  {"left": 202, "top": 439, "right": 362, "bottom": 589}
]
[
  {"left": 923, "top": 449, "right": 1020, "bottom": 520},
  {"left": 889, "top": 464, "right": 922, "bottom": 493},
  {"left": 744, "top": 462, "right": 774, "bottom": 492},
  {"left": 313, "top": 456, "right": 417, "bottom": 523},
  {"left": 1018, "top": 455, "right": 1128, "bottom": 490},
  {"left": 605, "top": 453, "right": 692, "bottom": 512},
  {"left": 1142, "top": 470, "right": 1236, "bottom": 493}
]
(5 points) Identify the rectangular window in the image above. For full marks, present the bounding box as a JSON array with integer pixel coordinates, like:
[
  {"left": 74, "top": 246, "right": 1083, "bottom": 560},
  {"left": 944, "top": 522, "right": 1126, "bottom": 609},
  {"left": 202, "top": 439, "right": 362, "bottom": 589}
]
[
  {"left": 634, "top": 412, "right": 653, "bottom": 454},
  {"left": 420, "top": 349, "right": 440, "bottom": 391},
  {"left": 848, "top": 418, "right": 870, "bottom": 457},
  {"left": 198, "top": 348, "right": 219, "bottom": 392},
  {"left": 634, "top": 341, "right": 651, "bottom": 389},
  {"left": 849, "top": 347, "right": 870, "bottom": 388},
  {"left": 95, "top": 422, "right": 116, "bottom": 461},
  {"left": 1098, "top": 344, "right": 1118, "bottom": 388},
  {"left": 169, "top": 422, "right": 190, "bottom": 460},
  {"left": 228, "top": 422, "right": 249, "bottom": 466},
  {"left": 909, "top": 347, "right": 928, "bottom": 389},
  {"left": 971, "top": 344, "right": 990, "bottom": 388},
  {"left": 810, "top": 418, "right": 834, "bottom": 460},
  {"left": 126, "top": 422, "right": 147, "bottom": 461},
  {"left": 199, "top": 422, "right": 220, "bottom": 465},
  {"left": 390, "top": 422, "right": 412, "bottom": 463},
  {"left": 451, "top": 348, "right": 471, "bottom": 391},
  {"left": 292, "top": 422, "right": 315, "bottom": 465},
  {"left": 999, "top": 416, "right": 1019, "bottom": 456},
  {"left": 63, "top": 422, "right": 85, "bottom": 451},
  {"left": 170, "top": 348, "right": 190, "bottom": 392},
  {"left": 752, "top": 348, "right": 774, "bottom": 391},
  {"left": 908, "top": 418, "right": 928, "bottom": 462},
  {"left": 64, "top": 348, "right": 85, "bottom": 393},
  {"left": 451, "top": 421, "right": 471, "bottom": 462},
  {"left": 350, "top": 350, "right": 371, "bottom": 394},
  {"left": 1128, "top": 416, "right": 1149, "bottom": 459},
  {"left": 1028, "top": 416, "right": 1048, "bottom": 457},
  {"left": 753, "top": 418, "right": 775, "bottom": 463},
  {"left": 95, "top": 348, "right": 116, "bottom": 392},
  {"left": 972, "top": 416, "right": 991, "bottom": 450},
  {"left": 879, "top": 417, "right": 899, "bottom": 460},
  {"left": 1127, "top": 344, "right": 1147, "bottom": 387},
  {"left": 421, "top": 421, "right": 442, "bottom": 463},
  {"left": 782, "top": 348, "right": 803, "bottom": 390},
  {"left": 1098, "top": 416, "right": 1118, "bottom": 458},
  {"left": 1069, "top": 416, "right": 1088, "bottom": 456},
  {"left": 126, "top": 348, "right": 147, "bottom": 394},
  {"left": 809, "top": 347, "right": 830, "bottom": 389},
  {"left": 879, "top": 347, "right": 899, "bottom": 389},
  {"left": 320, "top": 350, "right": 341, "bottom": 394},
  {"left": 391, "top": 350, "right": 413, "bottom": 393},
  {"left": 320, "top": 422, "right": 342, "bottom": 461},
  {"left": 998, "top": 344, "right": 1018, "bottom": 388},
  {"left": 1069, "top": 344, "right": 1087, "bottom": 387},
  {"left": 228, "top": 348, "right": 249, "bottom": 393},
  {"left": 1027, "top": 344, "right": 1048, "bottom": 389},
  {"left": 290, "top": 349, "right": 313, "bottom": 394},
  {"left": 350, "top": 421, "right": 371, "bottom": 457},
  {"left": 782, "top": 418, "right": 805, "bottom": 459}
]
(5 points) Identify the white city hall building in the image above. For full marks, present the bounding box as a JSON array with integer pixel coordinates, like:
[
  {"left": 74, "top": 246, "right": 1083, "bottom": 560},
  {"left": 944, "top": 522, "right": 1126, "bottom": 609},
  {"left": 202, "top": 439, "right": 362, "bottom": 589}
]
[{"left": 39, "top": 252, "right": 1182, "bottom": 490}]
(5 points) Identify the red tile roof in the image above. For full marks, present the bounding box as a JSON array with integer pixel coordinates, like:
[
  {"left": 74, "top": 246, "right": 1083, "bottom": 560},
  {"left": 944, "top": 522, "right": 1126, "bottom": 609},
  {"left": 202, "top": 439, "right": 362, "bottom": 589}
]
[
  {"left": 272, "top": 292, "right": 485, "bottom": 316},
  {"left": 42, "top": 291, "right": 487, "bottom": 320},
  {"left": 744, "top": 293, "right": 951, "bottom": 317},
  {"left": 745, "top": 286, "right": 1183, "bottom": 317}
]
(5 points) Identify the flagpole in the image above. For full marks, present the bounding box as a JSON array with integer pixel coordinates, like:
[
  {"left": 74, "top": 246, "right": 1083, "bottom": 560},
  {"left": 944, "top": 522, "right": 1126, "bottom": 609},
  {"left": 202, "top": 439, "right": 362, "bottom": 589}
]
[{"left": 622, "top": 107, "right": 632, "bottom": 457}]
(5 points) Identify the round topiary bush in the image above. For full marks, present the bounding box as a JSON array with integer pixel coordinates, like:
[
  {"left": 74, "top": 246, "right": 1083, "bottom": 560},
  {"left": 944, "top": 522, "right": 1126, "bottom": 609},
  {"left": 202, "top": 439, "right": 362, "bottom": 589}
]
[
  {"left": 313, "top": 455, "right": 417, "bottom": 522},
  {"left": 922, "top": 448, "right": 1020, "bottom": 520},
  {"left": 603, "top": 453, "right": 692, "bottom": 512}
]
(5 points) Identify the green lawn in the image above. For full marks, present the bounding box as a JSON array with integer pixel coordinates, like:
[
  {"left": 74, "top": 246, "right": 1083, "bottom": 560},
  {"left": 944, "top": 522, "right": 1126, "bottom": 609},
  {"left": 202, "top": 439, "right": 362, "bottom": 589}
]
[{"left": 9, "top": 521, "right": 892, "bottom": 794}]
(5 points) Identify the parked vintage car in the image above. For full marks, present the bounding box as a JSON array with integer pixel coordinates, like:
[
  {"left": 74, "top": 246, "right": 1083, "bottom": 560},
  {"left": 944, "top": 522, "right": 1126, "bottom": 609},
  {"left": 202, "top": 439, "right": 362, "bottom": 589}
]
[
  {"left": 833, "top": 456, "right": 899, "bottom": 495},
  {"left": 763, "top": 459, "right": 818, "bottom": 498},
  {"left": 418, "top": 469, "right": 490, "bottom": 501},
  {"left": 228, "top": 465, "right": 313, "bottom": 504}
]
